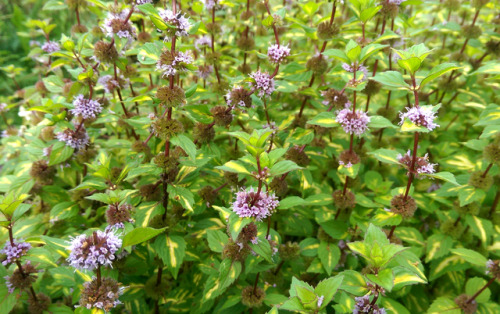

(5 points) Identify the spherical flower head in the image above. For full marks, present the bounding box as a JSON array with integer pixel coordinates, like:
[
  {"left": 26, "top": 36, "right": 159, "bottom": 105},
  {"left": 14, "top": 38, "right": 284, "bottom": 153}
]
[
  {"left": 70, "top": 95, "right": 102, "bottom": 119},
  {"left": 4, "top": 261, "right": 38, "bottom": 293},
  {"left": 390, "top": 194, "right": 417, "bottom": 218},
  {"left": 67, "top": 230, "right": 122, "bottom": 271},
  {"left": 56, "top": 126, "right": 89, "bottom": 150},
  {"left": 267, "top": 44, "right": 291, "bottom": 64},
  {"left": 232, "top": 187, "right": 279, "bottom": 221},
  {"left": 226, "top": 86, "right": 252, "bottom": 108},
  {"left": 397, "top": 150, "right": 436, "bottom": 177},
  {"left": 106, "top": 204, "right": 133, "bottom": 228},
  {"left": 78, "top": 277, "right": 124, "bottom": 311},
  {"left": 241, "top": 286, "right": 266, "bottom": 308},
  {"left": 353, "top": 295, "right": 387, "bottom": 314},
  {"left": 197, "top": 64, "right": 213, "bottom": 79},
  {"left": 399, "top": 105, "right": 439, "bottom": 131},
  {"left": 485, "top": 259, "right": 500, "bottom": 279},
  {"left": 454, "top": 294, "right": 478, "bottom": 314},
  {"left": 1, "top": 240, "right": 31, "bottom": 266},
  {"left": 158, "top": 9, "right": 191, "bottom": 38},
  {"left": 321, "top": 89, "right": 348, "bottom": 109},
  {"left": 156, "top": 51, "right": 193, "bottom": 78},
  {"left": 210, "top": 105, "right": 233, "bottom": 126},
  {"left": 336, "top": 106, "right": 371, "bottom": 136},
  {"left": 41, "top": 41, "right": 60, "bottom": 53},
  {"left": 249, "top": 71, "right": 275, "bottom": 98},
  {"left": 98, "top": 75, "right": 127, "bottom": 94},
  {"left": 339, "top": 150, "right": 361, "bottom": 168},
  {"left": 102, "top": 9, "right": 136, "bottom": 39},
  {"left": 195, "top": 35, "right": 212, "bottom": 50}
]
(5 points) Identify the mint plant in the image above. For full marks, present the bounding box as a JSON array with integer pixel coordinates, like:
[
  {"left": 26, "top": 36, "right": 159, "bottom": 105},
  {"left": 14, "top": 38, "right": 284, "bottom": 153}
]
[{"left": 0, "top": 0, "right": 499, "bottom": 313}]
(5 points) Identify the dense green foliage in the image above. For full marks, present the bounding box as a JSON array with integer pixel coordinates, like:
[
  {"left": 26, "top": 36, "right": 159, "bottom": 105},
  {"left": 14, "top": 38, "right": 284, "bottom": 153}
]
[{"left": 0, "top": 0, "right": 499, "bottom": 313}]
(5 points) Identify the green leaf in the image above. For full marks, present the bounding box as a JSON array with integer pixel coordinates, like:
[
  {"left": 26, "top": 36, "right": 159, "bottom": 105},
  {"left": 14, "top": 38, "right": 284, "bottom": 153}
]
[
  {"left": 458, "top": 186, "right": 485, "bottom": 206},
  {"left": 171, "top": 135, "right": 196, "bottom": 160},
  {"left": 360, "top": 6, "right": 382, "bottom": 23},
  {"left": 278, "top": 196, "right": 307, "bottom": 209},
  {"left": 368, "top": 149, "right": 401, "bottom": 165},
  {"left": 419, "top": 63, "right": 460, "bottom": 88},
  {"left": 153, "top": 234, "right": 186, "bottom": 279},
  {"left": 465, "top": 215, "right": 493, "bottom": 244},
  {"left": 359, "top": 44, "right": 388, "bottom": 63},
  {"left": 216, "top": 160, "right": 252, "bottom": 175},
  {"left": 185, "top": 84, "right": 198, "bottom": 98},
  {"left": 471, "top": 62, "right": 500, "bottom": 75},
  {"left": 269, "top": 160, "right": 302, "bottom": 176},
  {"left": 318, "top": 241, "right": 341, "bottom": 275},
  {"left": 122, "top": 227, "right": 166, "bottom": 247},
  {"left": 465, "top": 277, "right": 491, "bottom": 303},
  {"left": 450, "top": 248, "right": 488, "bottom": 266},
  {"left": 322, "top": 49, "right": 349, "bottom": 63},
  {"left": 366, "top": 268, "right": 394, "bottom": 292},
  {"left": 346, "top": 40, "right": 361, "bottom": 62},
  {"left": 314, "top": 275, "right": 344, "bottom": 309},
  {"left": 228, "top": 214, "right": 252, "bottom": 241},
  {"left": 85, "top": 193, "right": 112, "bottom": 204},
  {"left": 369, "top": 115, "right": 397, "bottom": 129},
  {"left": 338, "top": 270, "right": 368, "bottom": 296},
  {"left": 371, "top": 71, "right": 411, "bottom": 89},
  {"left": 48, "top": 141, "right": 74, "bottom": 166},
  {"left": 138, "top": 4, "right": 171, "bottom": 30},
  {"left": 398, "top": 57, "right": 421, "bottom": 75},
  {"left": 207, "top": 229, "right": 228, "bottom": 253},
  {"left": 424, "top": 172, "right": 460, "bottom": 186},
  {"left": 427, "top": 297, "right": 461, "bottom": 314},
  {"left": 307, "top": 112, "right": 339, "bottom": 128}
]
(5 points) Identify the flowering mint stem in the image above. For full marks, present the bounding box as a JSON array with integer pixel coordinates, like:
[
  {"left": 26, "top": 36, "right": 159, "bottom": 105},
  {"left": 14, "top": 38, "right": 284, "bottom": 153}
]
[
  {"left": 211, "top": 8, "right": 221, "bottom": 84},
  {"left": 387, "top": 225, "right": 396, "bottom": 239},
  {"left": 466, "top": 277, "right": 496, "bottom": 304}
]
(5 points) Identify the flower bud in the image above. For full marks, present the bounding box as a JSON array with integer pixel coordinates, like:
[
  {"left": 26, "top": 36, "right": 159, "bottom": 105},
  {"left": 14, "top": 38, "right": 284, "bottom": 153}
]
[
  {"left": 285, "top": 146, "right": 310, "bottom": 167},
  {"left": 332, "top": 190, "right": 356, "bottom": 210},
  {"left": 306, "top": 55, "right": 328, "bottom": 76},
  {"left": 390, "top": 194, "right": 417, "bottom": 218},
  {"left": 317, "top": 22, "right": 339, "bottom": 41},
  {"left": 152, "top": 117, "right": 184, "bottom": 140},
  {"left": 94, "top": 41, "right": 119, "bottom": 63},
  {"left": 468, "top": 171, "right": 493, "bottom": 190},
  {"left": 241, "top": 286, "right": 266, "bottom": 308}
]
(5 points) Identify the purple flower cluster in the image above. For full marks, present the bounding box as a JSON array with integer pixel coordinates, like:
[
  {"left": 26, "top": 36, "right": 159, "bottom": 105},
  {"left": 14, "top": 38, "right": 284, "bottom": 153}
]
[
  {"left": 353, "top": 295, "right": 387, "bottom": 314},
  {"left": 195, "top": 35, "right": 212, "bottom": 50},
  {"left": 158, "top": 9, "right": 191, "bottom": 38},
  {"left": 397, "top": 150, "right": 437, "bottom": 176},
  {"left": 156, "top": 51, "right": 193, "bottom": 77},
  {"left": 41, "top": 41, "right": 60, "bottom": 53},
  {"left": 336, "top": 106, "right": 370, "bottom": 136},
  {"left": 102, "top": 9, "right": 136, "bottom": 39},
  {"left": 389, "top": 0, "right": 404, "bottom": 4},
  {"left": 136, "top": 0, "right": 152, "bottom": 4},
  {"left": 67, "top": 230, "right": 122, "bottom": 271},
  {"left": 399, "top": 106, "right": 439, "bottom": 131},
  {"left": 204, "top": 0, "right": 216, "bottom": 10},
  {"left": 249, "top": 71, "right": 275, "bottom": 98},
  {"left": 267, "top": 44, "right": 291, "bottom": 64},
  {"left": 232, "top": 187, "right": 279, "bottom": 221},
  {"left": 70, "top": 95, "right": 102, "bottom": 119},
  {"left": 342, "top": 63, "right": 368, "bottom": 80},
  {"left": 56, "top": 126, "right": 90, "bottom": 150},
  {"left": 1, "top": 240, "right": 31, "bottom": 265}
]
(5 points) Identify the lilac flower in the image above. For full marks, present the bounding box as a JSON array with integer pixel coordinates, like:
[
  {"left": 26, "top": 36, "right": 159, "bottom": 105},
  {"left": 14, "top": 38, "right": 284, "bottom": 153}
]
[
  {"left": 70, "top": 95, "right": 102, "bottom": 119},
  {"left": 336, "top": 106, "right": 370, "bottom": 136},
  {"left": 1, "top": 240, "right": 31, "bottom": 265},
  {"left": 204, "top": 0, "right": 216, "bottom": 10},
  {"left": 317, "top": 295, "right": 325, "bottom": 307},
  {"left": 4, "top": 275, "right": 14, "bottom": 293},
  {"left": 156, "top": 51, "right": 193, "bottom": 77},
  {"left": 158, "top": 9, "right": 191, "bottom": 38},
  {"left": 56, "top": 126, "right": 89, "bottom": 150},
  {"left": 41, "top": 41, "right": 60, "bottom": 53},
  {"left": 342, "top": 63, "right": 368, "bottom": 80},
  {"left": 98, "top": 75, "right": 128, "bottom": 94},
  {"left": 353, "top": 295, "right": 387, "bottom": 314},
  {"left": 389, "top": 0, "right": 404, "bottom": 4},
  {"left": 197, "top": 65, "right": 213, "bottom": 79},
  {"left": 267, "top": 44, "right": 291, "bottom": 64},
  {"left": 195, "top": 35, "right": 212, "bottom": 50},
  {"left": 399, "top": 105, "right": 439, "bottom": 131},
  {"left": 136, "top": 0, "right": 152, "bottom": 4},
  {"left": 397, "top": 150, "right": 437, "bottom": 177},
  {"left": 249, "top": 71, "right": 275, "bottom": 98},
  {"left": 0, "top": 103, "right": 7, "bottom": 113},
  {"left": 232, "top": 187, "right": 279, "bottom": 221},
  {"left": 102, "top": 9, "right": 136, "bottom": 39},
  {"left": 67, "top": 230, "right": 122, "bottom": 271}
]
